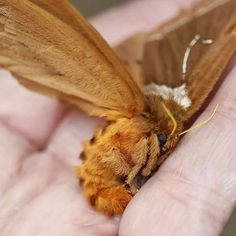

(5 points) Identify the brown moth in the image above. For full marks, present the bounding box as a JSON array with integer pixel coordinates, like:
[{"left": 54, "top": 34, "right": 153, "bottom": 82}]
[{"left": 0, "top": 0, "right": 236, "bottom": 215}]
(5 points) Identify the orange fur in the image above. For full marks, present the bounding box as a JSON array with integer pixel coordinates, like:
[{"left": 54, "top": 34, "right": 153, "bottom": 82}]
[{"left": 75, "top": 104, "right": 184, "bottom": 215}]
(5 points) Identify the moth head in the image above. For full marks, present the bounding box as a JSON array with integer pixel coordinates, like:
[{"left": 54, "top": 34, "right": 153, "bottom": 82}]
[
  {"left": 157, "top": 132, "right": 168, "bottom": 146},
  {"left": 155, "top": 130, "right": 174, "bottom": 154}
]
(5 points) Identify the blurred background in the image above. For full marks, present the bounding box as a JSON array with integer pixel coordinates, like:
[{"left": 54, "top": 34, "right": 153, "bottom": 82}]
[
  {"left": 72, "top": 1, "right": 235, "bottom": 235},
  {"left": 72, "top": 0, "right": 127, "bottom": 17}
]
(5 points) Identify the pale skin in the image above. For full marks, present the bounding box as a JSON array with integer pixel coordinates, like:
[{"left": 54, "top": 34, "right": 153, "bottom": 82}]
[{"left": 0, "top": 0, "right": 235, "bottom": 235}]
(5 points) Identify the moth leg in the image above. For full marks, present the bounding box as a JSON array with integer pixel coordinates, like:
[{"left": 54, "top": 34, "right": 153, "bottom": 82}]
[
  {"left": 126, "top": 137, "right": 148, "bottom": 194},
  {"left": 142, "top": 134, "right": 160, "bottom": 176},
  {"left": 101, "top": 147, "right": 131, "bottom": 176},
  {"left": 75, "top": 153, "right": 132, "bottom": 216}
]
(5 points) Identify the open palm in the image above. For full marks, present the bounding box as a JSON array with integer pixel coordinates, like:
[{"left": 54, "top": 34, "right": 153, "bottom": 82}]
[{"left": 0, "top": 0, "right": 235, "bottom": 235}]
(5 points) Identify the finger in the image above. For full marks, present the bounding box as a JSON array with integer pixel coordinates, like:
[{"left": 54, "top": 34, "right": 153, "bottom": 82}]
[
  {"left": 0, "top": 70, "right": 66, "bottom": 147},
  {"left": 120, "top": 66, "right": 236, "bottom": 236}
]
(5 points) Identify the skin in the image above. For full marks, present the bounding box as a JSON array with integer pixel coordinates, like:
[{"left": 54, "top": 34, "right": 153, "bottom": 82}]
[{"left": 0, "top": 0, "right": 235, "bottom": 235}]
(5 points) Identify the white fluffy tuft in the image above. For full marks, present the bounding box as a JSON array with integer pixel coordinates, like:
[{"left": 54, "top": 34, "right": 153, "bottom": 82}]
[{"left": 144, "top": 83, "right": 191, "bottom": 108}]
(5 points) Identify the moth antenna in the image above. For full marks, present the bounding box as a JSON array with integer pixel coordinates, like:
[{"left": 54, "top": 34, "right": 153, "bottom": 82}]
[
  {"left": 161, "top": 102, "right": 177, "bottom": 135},
  {"left": 179, "top": 104, "right": 219, "bottom": 136},
  {"left": 182, "top": 35, "right": 213, "bottom": 79}
]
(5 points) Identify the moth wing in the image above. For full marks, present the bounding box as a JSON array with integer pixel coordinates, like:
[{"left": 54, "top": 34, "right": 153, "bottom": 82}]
[
  {"left": 29, "top": 0, "right": 111, "bottom": 44},
  {"left": 143, "top": 0, "right": 236, "bottom": 118},
  {"left": 32, "top": 0, "right": 150, "bottom": 96},
  {"left": 0, "top": 0, "right": 145, "bottom": 119},
  {"left": 115, "top": 33, "right": 148, "bottom": 89}
]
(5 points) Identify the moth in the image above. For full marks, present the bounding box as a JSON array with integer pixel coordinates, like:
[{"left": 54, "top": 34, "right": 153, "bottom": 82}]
[{"left": 0, "top": 0, "right": 236, "bottom": 216}]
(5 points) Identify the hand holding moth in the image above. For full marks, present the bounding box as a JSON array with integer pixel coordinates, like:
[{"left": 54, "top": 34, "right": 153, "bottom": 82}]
[
  {"left": 0, "top": 0, "right": 235, "bottom": 235},
  {"left": 0, "top": 0, "right": 236, "bottom": 215}
]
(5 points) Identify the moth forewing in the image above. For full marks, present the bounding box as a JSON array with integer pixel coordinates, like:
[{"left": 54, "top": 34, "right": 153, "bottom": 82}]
[
  {"left": 186, "top": 18, "right": 236, "bottom": 118},
  {"left": 0, "top": 0, "right": 145, "bottom": 120},
  {"left": 30, "top": 0, "right": 137, "bottom": 85},
  {"left": 143, "top": 0, "right": 236, "bottom": 95},
  {"left": 115, "top": 33, "right": 149, "bottom": 88}
]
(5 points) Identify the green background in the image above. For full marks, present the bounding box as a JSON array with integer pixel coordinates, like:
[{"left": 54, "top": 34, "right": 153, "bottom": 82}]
[
  {"left": 72, "top": 1, "right": 236, "bottom": 235},
  {"left": 72, "top": 0, "right": 127, "bottom": 17}
]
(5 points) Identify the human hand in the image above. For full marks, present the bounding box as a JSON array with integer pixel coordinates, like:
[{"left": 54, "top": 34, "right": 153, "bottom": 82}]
[{"left": 0, "top": 0, "right": 235, "bottom": 235}]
